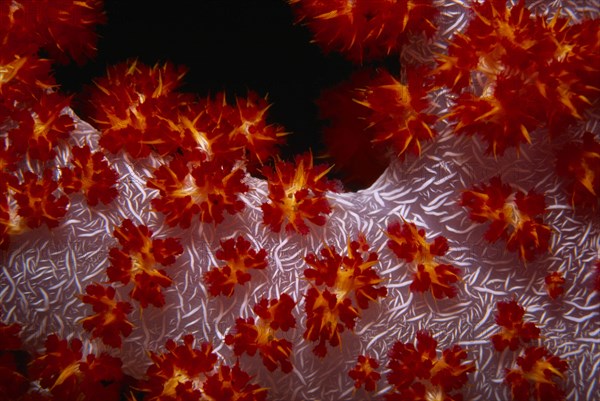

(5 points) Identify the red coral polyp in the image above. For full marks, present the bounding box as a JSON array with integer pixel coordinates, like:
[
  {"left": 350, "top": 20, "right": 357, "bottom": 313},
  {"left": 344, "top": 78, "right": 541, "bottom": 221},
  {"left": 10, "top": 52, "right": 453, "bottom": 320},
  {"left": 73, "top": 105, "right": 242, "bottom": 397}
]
[
  {"left": 230, "top": 91, "right": 287, "bottom": 166},
  {"left": 60, "top": 145, "right": 119, "bottom": 206},
  {"left": 436, "top": 0, "right": 600, "bottom": 154},
  {"left": 490, "top": 300, "right": 540, "bottom": 352},
  {"left": 28, "top": 334, "right": 125, "bottom": 401},
  {"left": 386, "top": 331, "right": 475, "bottom": 401},
  {"left": 147, "top": 155, "right": 249, "bottom": 228},
  {"left": 13, "top": 169, "right": 69, "bottom": 230},
  {"left": 225, "top": 294, "right": 296, "bottom": 373},
  {"left": 386, "top": 220, "right": 461, "bottom": 299},
  {"left": 141, "top": 335, "right": 218, "bottom": 401},
  {"left": 555, "top": 132, "right": 600, "bottom": 209},
  {"left": 8, "top": 92, "right": 74, "bottom": 161},
  {"left": 203, "top": 235, "right": 268, "bottom": 297},
  {"left": 26, "top": 0, "right": 106, "bottom": 65},
  {"left": 304, "top": 236, "right": 387, "bottom": 309},
  {"left": 303, "top": 287, "right": 359, "bottom": 357},
  {"left": 545, "top": 272, "right": 565, "bottom": 299},
  {"left": 261, "top": 153, "right": 339, "bottom": 234},
  {"left": 348, "top": 354, "right": 381, "bottom": 392},
  {"left": 302, "top": 236, "right": 386, "bottom": 357},
  {"left": 202, "top": 362, "right": 268, "bottom": 401},
  {"left": 83, "top": 60, "right": 188, "bottom": 159},
  {"left": 461, "top": 177, "right": 552, "bottom": 262},
  {"left": 106, "top": 219, "right": 183, "bottom": 308},
  {"left": 354, "top": 68, "right": 437, "bottom": 159},
  {"left": 289, "top": 0, "right": 438, "bottom": 62},
  {"left": 505, "top": 346, "right": 569, "bottom": 401},
  {"left": 79, "top": 284, "right": 133, "bottom": 348}
]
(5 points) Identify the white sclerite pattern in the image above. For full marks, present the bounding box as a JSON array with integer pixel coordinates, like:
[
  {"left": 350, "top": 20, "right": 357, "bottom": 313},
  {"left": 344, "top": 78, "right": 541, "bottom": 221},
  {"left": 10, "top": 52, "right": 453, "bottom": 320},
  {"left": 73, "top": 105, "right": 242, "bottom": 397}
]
[{"left": 1, "top": 0, "right": 599, "bottom": 400}]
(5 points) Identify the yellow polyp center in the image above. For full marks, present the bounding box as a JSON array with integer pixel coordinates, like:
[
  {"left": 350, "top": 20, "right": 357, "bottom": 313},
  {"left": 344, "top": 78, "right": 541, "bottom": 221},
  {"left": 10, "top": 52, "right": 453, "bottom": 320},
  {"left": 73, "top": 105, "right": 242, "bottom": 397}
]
[
  {"left": 522, "top": 360, "right": 564, "bottom": 385},
  {"left": 221, "top": 257, "right": 248, "bottom": 288},
  {"left": 77, "top": 158, "right": 96, "bottom": 192},
  {"left": 333, "top": 267, "right": 354, "bottom": 300},
  {"left": 179, "top": 114, "right": 213, "bottom": 155},
  {"left": 425, "top": 387, "right": 445, "bottom": 401},
  {"left": 128, "top": 237, "right": 167, "bottom": 282},
  {"left": 579, "top": 155, "right": 598, "bottom": 195},
  {"left": 161, "top": 368, "right": 196, "bottom": 398},
  {"left": 99, "top": 296, "right": 119, "bottom": 324},
  {"left": 279, "top": 161, "right": 309, "bottom": 221},
  {"left": 51, "top": 361, "right": 80, "bottom": 389},
  {"left": 172, "top": 174, "right": 204, "bottom": 201},
  {"left": 0, "top": 56, "right": 28, "bottom": 87},
  {"left": 2, "top": 202, "right": 28, "bottom": 236},
  {"left": 255, "top": 320, "right": 275, "bottom": 345}
]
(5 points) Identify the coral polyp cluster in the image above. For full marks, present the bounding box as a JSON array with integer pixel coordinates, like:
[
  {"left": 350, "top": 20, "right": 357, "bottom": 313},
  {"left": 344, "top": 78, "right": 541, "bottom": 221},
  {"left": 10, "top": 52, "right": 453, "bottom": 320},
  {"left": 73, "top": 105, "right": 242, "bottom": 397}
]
[{"left": 436, "top": 0, "right": 600, "bottom": 155}]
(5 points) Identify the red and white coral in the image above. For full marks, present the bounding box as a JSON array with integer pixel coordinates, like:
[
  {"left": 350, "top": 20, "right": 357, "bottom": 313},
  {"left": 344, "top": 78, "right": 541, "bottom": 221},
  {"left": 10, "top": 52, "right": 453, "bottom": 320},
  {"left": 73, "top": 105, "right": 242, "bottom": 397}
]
[
  {"left": 461, "top": 177, "right": 552, "bottom": 262},
  {"left": 79, "top": 283, "right": 133, "bottom": 348},
  {"left": 386, "top": 219, "right": 461, "bottom": 299},
  {"left": 261, "top": 153, "right": 339, "bottom": 234},
  {"left": 504, "top": 346, "right": 569, "bottom": 401},
  {"left": 203, "top": 235, "right": 268, "bottom": 297},
  {"left": 106, "top": 219, "right": 183, "bottom": 308},
  {"left": 225, "top": 294, "right": 296, "bottom": 373},
  {"left": 60, "top": 145, "right": 119, "bottom": 206},
  {"left": 386, "top": 331, "right": 475, "bottom": 401},
  {"left": 490, "top": 300, "right": 540, "bottom": 352}
]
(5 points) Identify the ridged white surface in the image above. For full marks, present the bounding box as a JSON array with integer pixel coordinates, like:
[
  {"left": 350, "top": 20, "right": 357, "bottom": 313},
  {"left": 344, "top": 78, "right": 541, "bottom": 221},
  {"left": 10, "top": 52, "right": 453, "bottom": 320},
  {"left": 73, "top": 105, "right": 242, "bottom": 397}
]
[{"left": 1, "top": 1, "right": 599, "bottom": 400}]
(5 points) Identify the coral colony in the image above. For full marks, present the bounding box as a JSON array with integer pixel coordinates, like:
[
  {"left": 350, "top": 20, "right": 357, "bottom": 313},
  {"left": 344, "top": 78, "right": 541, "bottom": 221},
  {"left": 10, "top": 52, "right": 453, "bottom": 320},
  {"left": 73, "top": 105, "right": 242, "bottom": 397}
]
[{"left": 1, "top": 1, "right": 599, "bottom": 401}]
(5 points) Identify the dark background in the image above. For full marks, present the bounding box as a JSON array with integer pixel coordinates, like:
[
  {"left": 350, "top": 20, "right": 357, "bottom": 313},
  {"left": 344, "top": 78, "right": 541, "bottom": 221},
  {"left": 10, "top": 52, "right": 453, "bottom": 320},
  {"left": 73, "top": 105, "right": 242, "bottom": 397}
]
[{"left": 53, "top": 0, "right": 356, "bottom": 159}]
